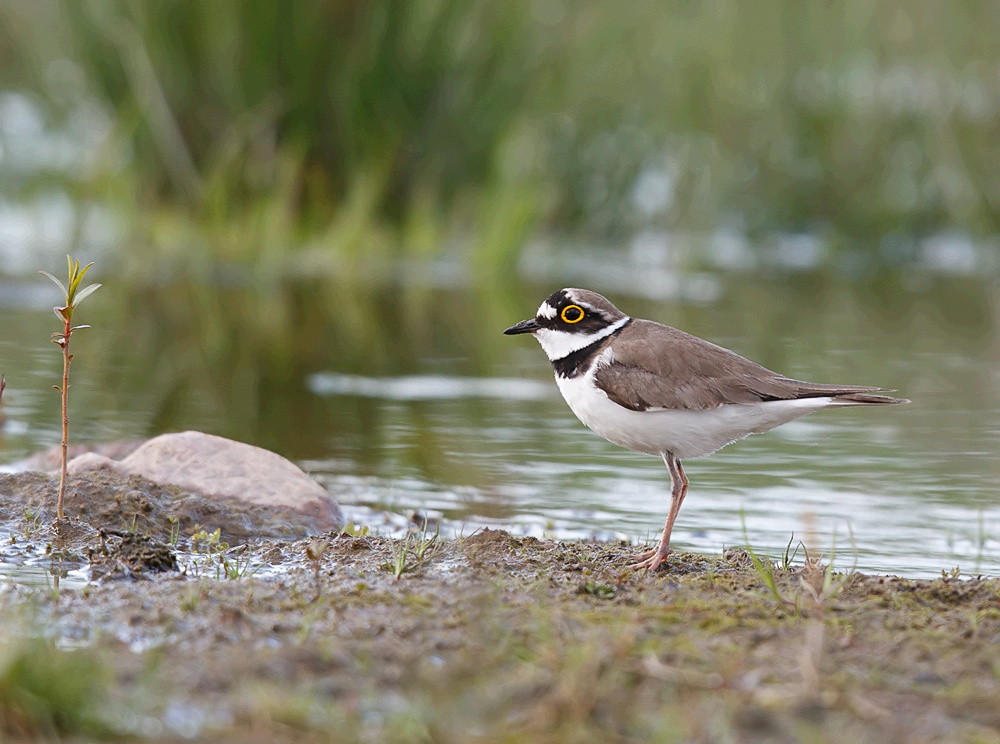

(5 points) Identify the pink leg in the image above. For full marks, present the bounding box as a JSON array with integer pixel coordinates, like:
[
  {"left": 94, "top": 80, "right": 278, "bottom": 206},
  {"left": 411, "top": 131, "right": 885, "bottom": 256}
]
[{"left": 630, "top": 453, "right": 688, "bottom": 572}]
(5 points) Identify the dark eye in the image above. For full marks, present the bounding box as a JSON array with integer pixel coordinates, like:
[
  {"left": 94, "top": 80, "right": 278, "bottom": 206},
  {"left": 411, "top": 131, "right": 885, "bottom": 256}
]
[{"left": 561, "top": 305, "right": 584, "bottom": 323}]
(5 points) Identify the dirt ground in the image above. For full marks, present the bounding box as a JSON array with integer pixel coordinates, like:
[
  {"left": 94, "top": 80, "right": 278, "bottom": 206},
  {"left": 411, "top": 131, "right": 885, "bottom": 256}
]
[{"left": 0, "top": 471, "right": 998, "bottom": 743}]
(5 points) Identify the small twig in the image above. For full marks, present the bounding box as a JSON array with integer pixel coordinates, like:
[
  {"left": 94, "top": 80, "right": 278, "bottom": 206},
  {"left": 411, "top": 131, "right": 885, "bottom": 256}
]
[
  {"left": 306, "top": 539, "right": 329, "bottom": 602},
  {"left": 0, "top": 374, "right": 6, "bottom": 437},
  {"left": 39, "top": 256, "right": 101, "bottom": 522}
]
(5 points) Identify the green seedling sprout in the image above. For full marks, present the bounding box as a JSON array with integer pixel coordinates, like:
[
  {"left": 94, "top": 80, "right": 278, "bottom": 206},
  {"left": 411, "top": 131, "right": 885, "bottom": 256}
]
[{"left": 39, "top": 256, "right": 101, "bottom": 521}]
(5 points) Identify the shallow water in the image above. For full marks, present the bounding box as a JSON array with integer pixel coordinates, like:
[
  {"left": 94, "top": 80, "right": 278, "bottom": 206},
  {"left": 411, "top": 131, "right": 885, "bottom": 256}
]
[
  {"left": 313, "top": 373, "right": 995, "bottom": 578},
  {"left": 0, "top": 266, "right": 997, "bottom": 579},
  {"left": 0, "top": 524, "right": 90, "bottom": 590}
]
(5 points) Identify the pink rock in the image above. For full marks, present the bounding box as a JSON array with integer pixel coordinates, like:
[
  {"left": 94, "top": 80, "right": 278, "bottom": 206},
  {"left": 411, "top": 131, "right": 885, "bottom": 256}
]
[{"left": 68, "top": 431, "right": 343, "bottom": 531}]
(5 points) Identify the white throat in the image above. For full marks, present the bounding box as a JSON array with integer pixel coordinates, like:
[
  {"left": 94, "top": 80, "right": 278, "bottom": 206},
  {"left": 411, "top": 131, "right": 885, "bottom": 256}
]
[{"left": 534, "top": 317, "right": 630, "bottom": 361}]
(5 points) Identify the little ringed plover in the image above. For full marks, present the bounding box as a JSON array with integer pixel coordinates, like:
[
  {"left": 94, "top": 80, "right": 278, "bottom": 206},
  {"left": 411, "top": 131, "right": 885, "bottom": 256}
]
[{"left": 504, "top": 288, "right": 908, "bottom": 572}]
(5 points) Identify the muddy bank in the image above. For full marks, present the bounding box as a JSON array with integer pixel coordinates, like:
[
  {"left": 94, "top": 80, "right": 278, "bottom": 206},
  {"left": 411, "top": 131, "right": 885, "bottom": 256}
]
[
  {"left": 0, "top": 510, "right": 998, "bottom": 742},
  {"left": 0, "top": 468, "right": 333, "bottom": 544}
]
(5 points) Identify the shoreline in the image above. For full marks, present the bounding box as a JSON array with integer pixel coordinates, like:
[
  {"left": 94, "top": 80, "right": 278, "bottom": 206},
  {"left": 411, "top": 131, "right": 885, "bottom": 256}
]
[{"left": 0, "top": 521, "right": 997, "bottom": 741}]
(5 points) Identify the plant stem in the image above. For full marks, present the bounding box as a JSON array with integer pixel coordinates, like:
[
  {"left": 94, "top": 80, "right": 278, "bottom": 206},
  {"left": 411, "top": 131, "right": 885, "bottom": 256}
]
[{"left": 57, "top": 314, "right": 71, "bottom": 521}]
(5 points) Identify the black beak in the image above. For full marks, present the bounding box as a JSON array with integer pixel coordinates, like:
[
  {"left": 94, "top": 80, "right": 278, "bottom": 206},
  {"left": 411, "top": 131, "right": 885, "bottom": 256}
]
[{"left": 503, "top": 318, "right": 540, "bottom": 335}]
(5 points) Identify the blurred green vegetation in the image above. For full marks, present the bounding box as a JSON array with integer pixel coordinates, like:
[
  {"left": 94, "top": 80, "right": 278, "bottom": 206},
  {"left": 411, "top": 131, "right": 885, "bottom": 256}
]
[
  {"left": 3, "top": 0, "right": 1000, "bottom": 269},
  {"left": 0, "top": 634, "right": 113, "bottom": 739}
]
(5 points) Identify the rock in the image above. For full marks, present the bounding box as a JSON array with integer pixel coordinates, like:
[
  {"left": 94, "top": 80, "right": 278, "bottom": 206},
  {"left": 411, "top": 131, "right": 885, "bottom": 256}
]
[
  {"left": 66, "top": 431, "right": 343, "bottom": 534},
  {"left": 10, "top": 440, "right": 146, "bottom": 472}
]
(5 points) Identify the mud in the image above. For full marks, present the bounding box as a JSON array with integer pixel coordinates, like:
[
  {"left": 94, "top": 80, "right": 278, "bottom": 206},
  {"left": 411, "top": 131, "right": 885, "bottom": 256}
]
[
  {"left": 0, "top": 469, "right": 331, "bottom": 543},
  {"left": 89, "top": 532, "right": 179, "bottom": 580},
  {"left": 0, "top": 471, "right": 997, "bottom": 743}
]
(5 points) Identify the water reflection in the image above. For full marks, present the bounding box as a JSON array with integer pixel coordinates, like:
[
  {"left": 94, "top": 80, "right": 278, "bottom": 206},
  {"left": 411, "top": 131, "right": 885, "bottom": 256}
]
[
  {"left": 0, "top": 269, "right": 997, "bottom": 578},
  {"left": 307, "top": 372, "right": 551, "bottom": 401}
]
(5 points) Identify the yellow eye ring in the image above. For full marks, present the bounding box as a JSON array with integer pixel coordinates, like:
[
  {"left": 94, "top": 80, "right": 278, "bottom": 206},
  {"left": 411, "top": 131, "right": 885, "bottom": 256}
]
[{"left": 561, "top": 305, "right": 584, "bottom": 323}]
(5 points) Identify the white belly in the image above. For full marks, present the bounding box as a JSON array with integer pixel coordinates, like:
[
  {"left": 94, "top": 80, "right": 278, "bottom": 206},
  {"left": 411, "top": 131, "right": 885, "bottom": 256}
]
[{"left": 555, "top": 371, "right": 839, "bottom": 460}]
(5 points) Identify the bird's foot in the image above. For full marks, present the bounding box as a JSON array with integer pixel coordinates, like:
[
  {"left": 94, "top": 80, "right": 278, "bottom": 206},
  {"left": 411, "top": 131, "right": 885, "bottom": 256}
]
[
  {"left": 630, "top": 546, "right": 657, "bottom": 562},
  {"left": 628, "top": 546, "right": 671, "bottom": 572}
]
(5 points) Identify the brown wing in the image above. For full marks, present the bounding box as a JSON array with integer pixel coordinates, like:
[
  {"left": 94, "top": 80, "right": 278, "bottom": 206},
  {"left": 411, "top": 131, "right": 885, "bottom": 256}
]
[{"left": 593, "top": 320, "right": 899, "bottom": 411}]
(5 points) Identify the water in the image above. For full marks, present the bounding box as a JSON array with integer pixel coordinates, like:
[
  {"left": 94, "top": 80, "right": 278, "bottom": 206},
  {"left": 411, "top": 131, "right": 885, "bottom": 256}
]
[
  {"left": 313, "top": 374, "right": 994, "bottom": 578},
  {"left": 0, "top": 524, "right": 91, "bottom": 590},
  {"left": 0, "top": 268, "right": 997, "bottom": 579}
]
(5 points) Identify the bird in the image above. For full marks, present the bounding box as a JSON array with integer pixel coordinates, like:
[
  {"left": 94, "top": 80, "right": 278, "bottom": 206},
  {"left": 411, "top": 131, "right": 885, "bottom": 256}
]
[{"left": 504, "top": 288, "right": 908, "bottom": 572}]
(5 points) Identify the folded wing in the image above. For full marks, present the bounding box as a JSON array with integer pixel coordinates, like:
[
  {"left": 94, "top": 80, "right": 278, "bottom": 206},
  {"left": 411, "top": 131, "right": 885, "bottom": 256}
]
[{"left": 593, "top": 320, "right": 907, "bottom": 411}]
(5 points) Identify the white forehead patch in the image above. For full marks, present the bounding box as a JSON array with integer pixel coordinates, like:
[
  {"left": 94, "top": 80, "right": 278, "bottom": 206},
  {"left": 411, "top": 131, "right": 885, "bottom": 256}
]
[{"left": 537, "top": 301, "right": 557, "bottom": 319}]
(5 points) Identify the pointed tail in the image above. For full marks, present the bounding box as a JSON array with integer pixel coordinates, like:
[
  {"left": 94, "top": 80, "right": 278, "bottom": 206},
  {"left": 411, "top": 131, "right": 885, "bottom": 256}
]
[{"left": 830, "top": 392, "right": 910, "bottom": 405}]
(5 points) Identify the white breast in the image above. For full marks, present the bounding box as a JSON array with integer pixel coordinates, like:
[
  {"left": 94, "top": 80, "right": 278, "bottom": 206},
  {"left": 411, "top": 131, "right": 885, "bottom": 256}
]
[{"left": 554, "top": 362, "right": 838, "bottom": 460}]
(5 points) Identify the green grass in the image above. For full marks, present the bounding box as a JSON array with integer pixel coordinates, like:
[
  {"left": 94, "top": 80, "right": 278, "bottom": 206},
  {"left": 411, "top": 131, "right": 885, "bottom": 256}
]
[
  {"left": 4, "top": 0, "right": 1000, "bottom": 267},
  {"left": 0, "top": 636, "right": 113, "bottom": 739},
  {"left": 381, "top": 526, "right": 443, "bottom": 580}
]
